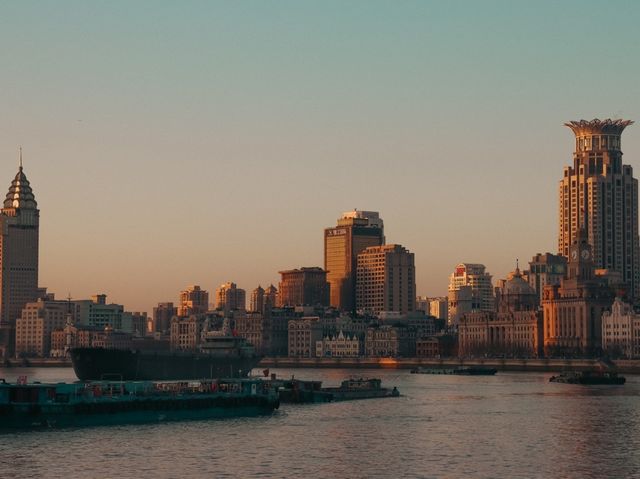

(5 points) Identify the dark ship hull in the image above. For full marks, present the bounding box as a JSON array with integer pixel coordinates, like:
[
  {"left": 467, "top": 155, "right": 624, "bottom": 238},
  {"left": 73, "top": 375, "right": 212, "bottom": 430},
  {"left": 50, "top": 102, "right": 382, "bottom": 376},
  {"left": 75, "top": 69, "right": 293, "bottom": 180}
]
[{"left": 70, "top": 347, "right": 261, "bottom": 381}]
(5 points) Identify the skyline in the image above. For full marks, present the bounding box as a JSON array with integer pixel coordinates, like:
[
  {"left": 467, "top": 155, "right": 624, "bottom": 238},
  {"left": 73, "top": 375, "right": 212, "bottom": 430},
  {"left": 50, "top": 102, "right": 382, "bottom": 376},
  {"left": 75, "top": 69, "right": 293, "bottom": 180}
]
[{"left": 2, "top": 1, "right": 640, "bottom": 312}]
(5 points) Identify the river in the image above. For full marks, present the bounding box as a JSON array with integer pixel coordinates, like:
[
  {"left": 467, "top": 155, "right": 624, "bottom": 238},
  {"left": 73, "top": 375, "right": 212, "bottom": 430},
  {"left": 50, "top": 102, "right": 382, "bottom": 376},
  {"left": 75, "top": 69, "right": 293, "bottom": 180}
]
[{"left": 1, "top": 367, "right": 638, "bottom": 478}]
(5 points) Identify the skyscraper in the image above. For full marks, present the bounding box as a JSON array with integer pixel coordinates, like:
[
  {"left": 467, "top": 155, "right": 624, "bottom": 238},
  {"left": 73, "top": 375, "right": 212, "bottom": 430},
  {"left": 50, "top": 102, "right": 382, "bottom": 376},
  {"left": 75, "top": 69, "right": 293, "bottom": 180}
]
[
  {"left": 177, "top": 285, "right": 209, "bottom": 316},
  {"left": 277, "top": 267, "right": 329, "bottom": 307},
  {"left": 356, "top": 244, "right": 415, "bottom": 315},
  {"left": 560, "top": 119, "right": 639, "bottom": 298},
  {"left": 447, "top": 263, "right": 494, "bottom": 324},
  {"left": 324, "top": 210, "right": 384, "bottom": 311},
  {"left": 0, "top": 162, "right": 40, "bottom": 357},
  {"left": 215, "top": 282, "right": 246, "bottom": 313}
]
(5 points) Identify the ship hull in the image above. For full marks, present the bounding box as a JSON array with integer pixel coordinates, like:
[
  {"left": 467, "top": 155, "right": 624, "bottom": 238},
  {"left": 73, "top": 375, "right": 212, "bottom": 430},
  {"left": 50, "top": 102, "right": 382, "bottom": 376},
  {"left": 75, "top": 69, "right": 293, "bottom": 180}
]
[{"left": 70, "top": 348, "right": 261, "bottom": 381}]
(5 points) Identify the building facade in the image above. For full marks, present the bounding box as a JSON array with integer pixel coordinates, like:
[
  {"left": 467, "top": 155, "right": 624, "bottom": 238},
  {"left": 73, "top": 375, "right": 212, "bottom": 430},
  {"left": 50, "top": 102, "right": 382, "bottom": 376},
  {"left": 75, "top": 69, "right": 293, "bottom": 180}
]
[
  {"left": 315, "top": 330, "right": 360, "bottom": 357},
  {"left": 448, "top": 264, "right": 494, "bottom": 324},
  {"left": 288, "top": 317, "right": 323, "bottom": 358},
  {"left": 153, "top": 302, "right": 177, "bottom": 334},
  {"left": 277, "top": 267, "right": 329, "bottom": 307},
  {"left": 249, "top": 286, "right": 264, "bottom": 313},
  {"left": 601, "top": 297, "right": 640, "bottom": 358},
  {"left": 364, "top": 325, "right": 412, "bottom": 358},
  {"left": 324, "top": 210, "right": 384, "bottom": 312},
  {"left": 543, "top": 232, "right": 615, "bottom": 355},
  {"left": 215, "top": 282, "right": 246, "bottom": 314},
  {"left": 356, "top": 244, "right": 415, "bottom": 315},
  {"left": 178, "top": 285, "right": 209, "bottom": 317},
  {"left": 15, "top": 299, "right": 75, "bottom": 357},
  {"left": 0, "top": 163, "right": 40, "bottom": 357},
  {"left": 560, "top": 119, "right": 639, "bottom": 298},
  {"left": 528, "top": 253, "right": 567, "bottom": 302}
]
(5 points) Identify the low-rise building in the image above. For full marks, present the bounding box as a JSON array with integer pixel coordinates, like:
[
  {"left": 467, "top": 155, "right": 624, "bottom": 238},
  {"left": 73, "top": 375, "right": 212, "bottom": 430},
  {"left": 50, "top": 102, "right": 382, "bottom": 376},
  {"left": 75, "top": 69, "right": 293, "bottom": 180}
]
[
  {"left": 316, "top": 330, "right": 360, "bottom": 357},
  {"left": 416, "top": 335, "right": 456, "bottom": 358},
  {"left": 601, "top": 298, "right": 640, "bottom": 358},
  {"left": 365, "top": 325, "right": 412, "bottom": 357},
  {"left": 288, "top": 317, "right": 323, "bottom": 358},
  {"left": 170, "top": 315, "right": 212, "bottom": 351}
]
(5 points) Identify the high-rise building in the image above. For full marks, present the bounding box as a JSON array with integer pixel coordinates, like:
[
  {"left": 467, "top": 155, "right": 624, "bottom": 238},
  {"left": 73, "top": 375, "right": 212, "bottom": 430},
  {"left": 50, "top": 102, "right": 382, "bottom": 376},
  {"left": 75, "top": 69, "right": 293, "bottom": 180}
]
[
  {"left": 178, "top": 285, "right": 209, "bottom": 316},
  {"left": 153, "top": 302, "right": 177, "bottom": 334},
  {"left": 215, "top": 282, "right": 246, "bottom": 313},
  {"left": 560, "top": 119, "right": 639, "bottom": 298},
  {"left": 356, "top": 244, "right": 415, "bottom": 315},
  {"left": 264, "top": 284, "right": 278, "bottom": 315},
  {"left": 324, "top": 210, "right": 384, "bottom": 311},
  {"left": 15, "top": 298, "right": 76, "bottom": 358},
  {"left": 0, "top": 162, "right": 40, "bottom": 357},
  {"left": 249, "top": 286, "right": 265, "bottom": 313},
  {"left": 277, "top": 267, "right": 329, "bottom": 307},
  {"left": 447, "top": 263, "right": 494, "bottom": 324},
  {"left": 528, "top": 253, "right": 567, "bottom": 302}
]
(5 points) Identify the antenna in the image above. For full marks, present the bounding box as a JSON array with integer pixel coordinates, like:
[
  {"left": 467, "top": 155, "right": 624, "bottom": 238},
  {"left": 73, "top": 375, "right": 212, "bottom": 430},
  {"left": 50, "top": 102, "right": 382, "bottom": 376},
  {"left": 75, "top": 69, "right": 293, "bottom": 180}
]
[{"left": 19, "top": 146, "right": 23, "bottom": 169}]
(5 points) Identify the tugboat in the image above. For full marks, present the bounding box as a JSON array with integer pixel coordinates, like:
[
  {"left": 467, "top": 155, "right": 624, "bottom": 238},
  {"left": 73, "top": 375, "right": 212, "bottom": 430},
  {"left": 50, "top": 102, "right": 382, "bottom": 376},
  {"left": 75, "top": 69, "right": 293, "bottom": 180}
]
[
  {"left": 320, "top": 378, "right": 400, "bottom": 401},
  {"left": 0, "top": 377, "right": 279, "bottom": 429}
]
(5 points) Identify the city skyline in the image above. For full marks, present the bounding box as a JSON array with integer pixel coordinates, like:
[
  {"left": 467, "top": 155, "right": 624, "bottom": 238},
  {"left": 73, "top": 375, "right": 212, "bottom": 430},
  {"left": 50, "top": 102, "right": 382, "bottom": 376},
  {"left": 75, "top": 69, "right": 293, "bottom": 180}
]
[{"left": 2, "top": 2, "right": 640, "bottom": 313}]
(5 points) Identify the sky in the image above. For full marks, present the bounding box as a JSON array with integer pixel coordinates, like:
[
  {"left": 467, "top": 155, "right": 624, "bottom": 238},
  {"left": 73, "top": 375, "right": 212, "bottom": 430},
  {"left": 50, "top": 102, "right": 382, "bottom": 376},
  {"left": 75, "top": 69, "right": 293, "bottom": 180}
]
[{"left": 1, "top": 1, "right": 640, "bottom": 313}]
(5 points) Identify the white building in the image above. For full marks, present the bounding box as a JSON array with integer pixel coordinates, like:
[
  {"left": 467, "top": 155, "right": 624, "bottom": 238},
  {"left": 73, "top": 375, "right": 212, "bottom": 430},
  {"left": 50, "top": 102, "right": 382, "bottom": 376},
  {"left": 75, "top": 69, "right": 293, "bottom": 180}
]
[
  {"left": 448, "top": 263, "right": 494, "bottom": 324},
  {"left": 316, "top": 330, "right": 360, "bottom": 358},
  {"left": 601, "top": 298, "right": 640, "bottom": 358}
]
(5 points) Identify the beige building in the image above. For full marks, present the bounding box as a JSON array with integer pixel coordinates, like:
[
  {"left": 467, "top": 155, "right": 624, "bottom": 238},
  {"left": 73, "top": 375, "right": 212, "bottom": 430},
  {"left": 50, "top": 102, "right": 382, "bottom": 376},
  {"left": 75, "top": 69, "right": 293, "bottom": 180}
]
[
  {"left": 601, "top": 298, "right": 640, "bottom": 358},
  {"left": 560, "top": 119, "right": 639, "bottom": 298},
  {"left": 215, "top": 282, "right": 246, "bottom": 313},
  {"left": 170, "top": 315, "right": 210, "bottom": 351},
  {"left": 15, "top": 299, "right": 75, "bottom": 357},
  {"left": 365, "top": 325, "right": 412, "bottom": 357},
  {"left": 528, "top": 253, "right": 567, "bottom": 302},
  {"left": 448, "top": 264, "right": 494, "bottom": 324},
  {"left": 178, "top": 285, "right": 209, "bottom": 316},
  {"left": 324, "top": 210, "right": 384, "bottom": 312},
  {"left": 543, "top": 232, "right": 615, "bottom": 355},
  {"left": 429, "top": 297, "right": 448, "bottom": 320},
  {"left": 288, "top": 316, "right": 323, "bottom": 358},
  {"left": 356, "top": 244, "right": 415, "bottom": 315},
  {"left": 0, "top": 163, "right": 40, "bottom": 357},
  {"left": 459, "top": 268, "right": 543, "bottom": 357},
  {"left": 316, "top": 330, "right": 360, "bottom": 358},
  {"left": 153, "top": 302, "right": 177, "bottom": 334},
  {"left": 249, "top": 286, "right": 264, "bottom": 313},
  {"left": 278, "top": 267, "right": 329, "bottom": 307}
]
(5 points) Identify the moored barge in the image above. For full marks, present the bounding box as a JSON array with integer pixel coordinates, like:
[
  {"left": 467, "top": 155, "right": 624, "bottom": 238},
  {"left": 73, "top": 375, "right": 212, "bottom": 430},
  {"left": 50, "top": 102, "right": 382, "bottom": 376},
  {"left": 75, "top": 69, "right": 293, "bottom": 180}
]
[{"left": 0, "top": 378, "right": 278, "bottom": 429}]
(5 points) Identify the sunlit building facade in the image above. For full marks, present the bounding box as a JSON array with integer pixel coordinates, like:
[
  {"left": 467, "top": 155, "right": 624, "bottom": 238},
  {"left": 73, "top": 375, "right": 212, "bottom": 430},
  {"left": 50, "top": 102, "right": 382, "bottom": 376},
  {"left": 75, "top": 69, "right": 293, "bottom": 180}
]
[
  {"left": 277, "top": 267, "right": 329, "bottom": 307},
  {"left": 560, "top": 119, "right": 639, "bottom": 298},
  {"left": 215, "top": 282, "right": 246, "bottom": 313},
  {"left": 178, "top": 285, "right": 209, "bottom": 317},
  {"left": 448, "top": 264, "right": 493, "bottom": 324},
  {"left": 324, "top": 210, "right": 384, "bottom": 312}
]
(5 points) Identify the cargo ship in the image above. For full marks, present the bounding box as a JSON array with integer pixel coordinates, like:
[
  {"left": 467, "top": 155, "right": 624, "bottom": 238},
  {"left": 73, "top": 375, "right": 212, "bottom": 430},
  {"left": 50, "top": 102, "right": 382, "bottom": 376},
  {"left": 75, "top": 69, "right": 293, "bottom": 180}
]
[
  {"left": 71, "top": 333, "right": 261, "bottom": 381},
  {"left": 0, "top": 377, "right": 279, "bottom": 429}
]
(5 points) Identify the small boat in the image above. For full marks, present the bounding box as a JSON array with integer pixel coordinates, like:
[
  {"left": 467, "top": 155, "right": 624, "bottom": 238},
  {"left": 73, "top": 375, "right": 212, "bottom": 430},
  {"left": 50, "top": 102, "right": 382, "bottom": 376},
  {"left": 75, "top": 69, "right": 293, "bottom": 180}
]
[
  {"left": 411, "top": 366, "right": 497, "bottom": 376},
  {"left": 0, "top": 377, "right": 279, "bottom": 429},
  {"left": 320, "top": 378, "right": 400, "bottom": 401},
  {"left": 549, "top": 370, "right": 626, "bottom": 385}
]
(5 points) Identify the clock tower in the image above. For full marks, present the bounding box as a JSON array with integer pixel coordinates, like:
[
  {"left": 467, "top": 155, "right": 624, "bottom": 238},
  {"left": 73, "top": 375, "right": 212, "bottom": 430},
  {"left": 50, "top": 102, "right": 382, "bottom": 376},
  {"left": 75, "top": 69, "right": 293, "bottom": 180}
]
[{"left": 567, "top": 229, "right": 593, "bottom": 281}]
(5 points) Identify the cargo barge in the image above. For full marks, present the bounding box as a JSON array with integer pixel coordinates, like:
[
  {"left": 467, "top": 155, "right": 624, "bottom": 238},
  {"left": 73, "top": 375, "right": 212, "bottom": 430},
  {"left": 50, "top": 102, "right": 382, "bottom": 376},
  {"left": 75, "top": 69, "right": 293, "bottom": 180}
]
[{"left": 0, "top": 378, "right": 278, "bottom": 429}]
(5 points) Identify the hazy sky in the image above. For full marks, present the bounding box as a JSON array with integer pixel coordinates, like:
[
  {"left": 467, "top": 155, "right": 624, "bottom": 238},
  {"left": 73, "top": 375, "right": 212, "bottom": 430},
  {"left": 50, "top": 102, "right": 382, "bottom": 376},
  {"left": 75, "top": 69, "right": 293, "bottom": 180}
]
[{"left": 1, "top": 1, "right": 640, "bottom": 313}]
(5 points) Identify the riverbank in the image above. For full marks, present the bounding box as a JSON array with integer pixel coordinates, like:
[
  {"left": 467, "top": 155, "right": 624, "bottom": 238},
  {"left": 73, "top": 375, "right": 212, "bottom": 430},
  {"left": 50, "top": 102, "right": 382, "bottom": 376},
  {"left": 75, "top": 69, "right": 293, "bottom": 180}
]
[
  {"left": 1, "top": 358, "right": 72, "bottom": 368},
  {"left": 259, "top": 357, "right": 640, "bottom": 374}
]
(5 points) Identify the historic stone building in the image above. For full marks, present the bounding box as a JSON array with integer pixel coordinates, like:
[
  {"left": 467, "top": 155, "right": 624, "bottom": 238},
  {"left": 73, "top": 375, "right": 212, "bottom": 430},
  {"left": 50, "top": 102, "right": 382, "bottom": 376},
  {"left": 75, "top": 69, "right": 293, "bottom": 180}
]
[
  {"left": 277, "top": 267, "right": 329, "bottom": 307},
  {"left": 560, "top": 119, "right": 639, "bottom": 298},
  {"left": 0, "top": 162, "right": 40, "bottom": 357},
  {"left": 459, "top": 267, "right": 543, "bottom": 357},
  {"left": 601, "top": 297, "right": 640, "bottom": 358},
  {"left": 15, "top": 299, "right": 75, "bottom": 357},
  {"left": 543, "top": 231, "right": 615, "bottom": 355},
  {"left": 324, "top": 210, "right": 384, "bottom": 312},
  {"left": 288, "top": 316, "right": 323, "bottom": 358},
  {"left": 316, "top": 330, "right": 360, "bottom": 358}
]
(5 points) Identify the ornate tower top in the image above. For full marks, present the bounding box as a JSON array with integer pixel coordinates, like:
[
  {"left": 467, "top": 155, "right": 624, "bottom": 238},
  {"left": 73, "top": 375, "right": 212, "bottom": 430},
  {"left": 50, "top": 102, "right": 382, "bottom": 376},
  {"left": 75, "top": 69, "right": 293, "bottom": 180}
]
[
  {"left": 565, "top": 118, "right": 633, "bottom": 136},
  {"left": 3, "top": 164, "right": 37, "bottom": 210}
]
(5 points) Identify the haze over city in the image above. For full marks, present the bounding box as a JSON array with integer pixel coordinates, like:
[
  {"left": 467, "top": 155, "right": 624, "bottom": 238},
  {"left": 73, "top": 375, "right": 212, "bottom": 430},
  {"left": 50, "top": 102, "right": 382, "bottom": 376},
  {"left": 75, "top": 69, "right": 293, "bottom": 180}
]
[{"left": 1, "top": 1, "right": 640, "bottom": 313}]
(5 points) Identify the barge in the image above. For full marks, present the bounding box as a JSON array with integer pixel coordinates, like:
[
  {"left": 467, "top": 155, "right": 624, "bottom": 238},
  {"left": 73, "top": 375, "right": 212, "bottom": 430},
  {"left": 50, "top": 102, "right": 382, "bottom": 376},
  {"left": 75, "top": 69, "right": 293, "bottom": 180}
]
[
  {"left": 410, "top": 366, "right": 497, "bottom": 375},
  {"left": 549, "top": 371, "right": 626, "bottom": 385},
  {"left": 0, "top": 378, "right": 278, "bottom": 429}
]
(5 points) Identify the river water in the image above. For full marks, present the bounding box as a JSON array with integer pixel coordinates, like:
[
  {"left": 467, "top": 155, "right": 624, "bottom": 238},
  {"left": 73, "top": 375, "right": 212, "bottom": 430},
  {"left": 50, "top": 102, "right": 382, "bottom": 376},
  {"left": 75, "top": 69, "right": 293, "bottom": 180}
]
[{"left": 0, "top": 367, "right": 638, "bottom": 479}]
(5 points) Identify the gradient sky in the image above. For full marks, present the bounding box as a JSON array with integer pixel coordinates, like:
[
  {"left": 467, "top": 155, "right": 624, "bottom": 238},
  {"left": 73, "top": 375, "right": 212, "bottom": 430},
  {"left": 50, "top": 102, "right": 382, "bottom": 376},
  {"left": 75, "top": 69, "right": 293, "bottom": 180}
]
[{"left": 1, "top": 1, "right": 640, "bottom": 313}]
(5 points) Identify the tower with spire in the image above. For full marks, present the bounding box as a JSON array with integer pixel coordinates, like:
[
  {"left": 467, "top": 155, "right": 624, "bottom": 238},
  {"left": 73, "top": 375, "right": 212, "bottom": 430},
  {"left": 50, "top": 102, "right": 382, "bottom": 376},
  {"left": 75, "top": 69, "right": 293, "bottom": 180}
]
[{"left": 0, "top": 153, "right": 40, "bottom": 357}]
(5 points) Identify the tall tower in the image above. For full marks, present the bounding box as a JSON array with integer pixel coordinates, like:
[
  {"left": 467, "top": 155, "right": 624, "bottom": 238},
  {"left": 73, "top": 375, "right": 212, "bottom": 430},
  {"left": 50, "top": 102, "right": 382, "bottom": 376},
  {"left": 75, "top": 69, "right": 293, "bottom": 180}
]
[
  {"left": 560, "top": 119, "right": 639, "bottom": 298},
  {"left": 324, "top": 210, "right": 384, "bottom": 312},
  {"left": 0, "top": 160, "right": 40, "bottom": 357}
]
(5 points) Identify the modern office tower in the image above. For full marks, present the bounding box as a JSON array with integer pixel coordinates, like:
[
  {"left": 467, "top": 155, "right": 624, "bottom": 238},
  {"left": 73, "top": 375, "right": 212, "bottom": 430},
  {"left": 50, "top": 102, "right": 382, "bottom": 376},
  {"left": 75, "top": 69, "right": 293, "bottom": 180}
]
[
  {"left": 447, "top": 263, "right": 494, "bottom": 324},
  {"left": 215, "top": 282, "right": 246, "bottom": 313},
  {"left": 277, "top": 267, "right": 329, "bottom": 307},
  {"left": 528, "top": 253, "right": 567, "bottom": 302},
  {"left": 250, "top": 286, "right": 265, "bottom": 313},
  {"left": 153, "top": 302, "right": 177, "bottom": 333},
  {"left": 324, "top": 210, "right": 384, "bottom": 311},
  {"left": 178, "top": 285, "right": 209, "bottom": 316},
  {"left": 356, "top": 244, "right": 415, "bottom": 315},
  {"left": 0, "top": 162, "right": 40, "bottom": 357},
  {"left": 542, "top": 231, "right": 614, "bottom": 355},
  {"left": 560, "top": 119, "right": 639, "bottom": 298}
]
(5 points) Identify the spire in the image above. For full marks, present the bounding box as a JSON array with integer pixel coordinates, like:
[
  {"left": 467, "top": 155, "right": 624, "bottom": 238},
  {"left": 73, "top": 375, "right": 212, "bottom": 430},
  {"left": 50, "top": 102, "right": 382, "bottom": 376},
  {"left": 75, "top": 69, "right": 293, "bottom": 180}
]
[{"left": 3, "top": 155, "right": 37, "bottom": 210}]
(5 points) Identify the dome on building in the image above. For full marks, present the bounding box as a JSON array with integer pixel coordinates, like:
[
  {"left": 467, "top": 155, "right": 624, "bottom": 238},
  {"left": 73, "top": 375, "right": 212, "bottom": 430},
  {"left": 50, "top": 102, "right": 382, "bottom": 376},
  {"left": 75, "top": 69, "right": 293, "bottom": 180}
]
[
  {"left": 4, "top": 166, "right": 37, "bottom": 210},
  {"left": 503, "top": 268, "right": 536, "bottom": 297}
]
